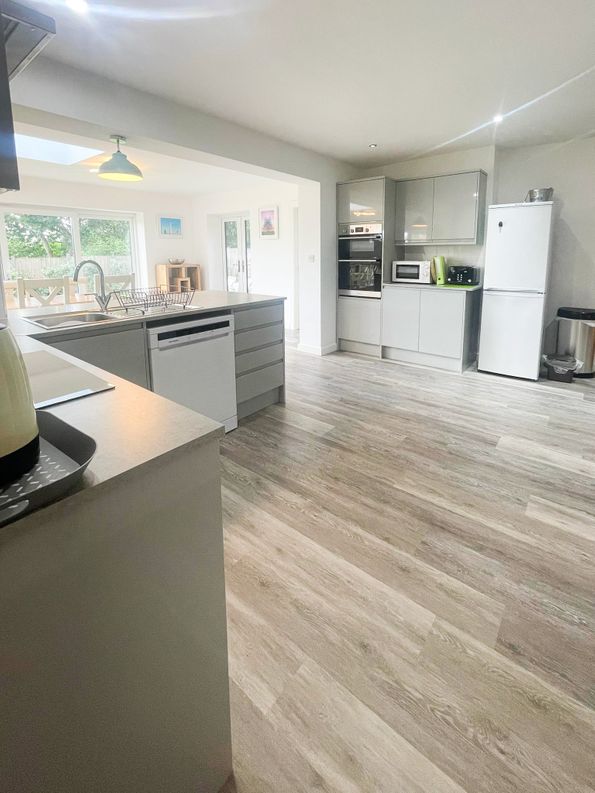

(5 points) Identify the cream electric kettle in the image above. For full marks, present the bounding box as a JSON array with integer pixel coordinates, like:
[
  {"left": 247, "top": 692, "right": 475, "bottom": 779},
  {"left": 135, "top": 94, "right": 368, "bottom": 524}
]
[{"left": 0, "top": 324, "right": 39, "bottom": 486}]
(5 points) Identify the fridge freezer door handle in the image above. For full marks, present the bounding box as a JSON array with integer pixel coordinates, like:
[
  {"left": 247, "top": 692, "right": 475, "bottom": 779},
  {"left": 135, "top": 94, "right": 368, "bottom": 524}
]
[{"left": 483, "top": 289, "right": 545, "bottom": 295}]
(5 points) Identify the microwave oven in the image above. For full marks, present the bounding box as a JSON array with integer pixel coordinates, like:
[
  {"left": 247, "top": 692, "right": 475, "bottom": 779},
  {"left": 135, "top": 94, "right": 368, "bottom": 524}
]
[{"left": 392, "top": 261, "right": 432, "bottom": 284}]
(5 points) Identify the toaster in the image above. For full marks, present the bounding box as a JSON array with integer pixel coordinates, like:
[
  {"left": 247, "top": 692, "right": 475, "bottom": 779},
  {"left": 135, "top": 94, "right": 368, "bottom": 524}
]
[{"left": 446, "top": 265, "right": 479, "bottom": 285}]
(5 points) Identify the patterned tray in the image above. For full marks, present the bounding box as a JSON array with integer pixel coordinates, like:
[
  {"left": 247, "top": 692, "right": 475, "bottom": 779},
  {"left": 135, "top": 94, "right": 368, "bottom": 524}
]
[{"left": 0, "top": 411, "right": 96, "bottom": 527}]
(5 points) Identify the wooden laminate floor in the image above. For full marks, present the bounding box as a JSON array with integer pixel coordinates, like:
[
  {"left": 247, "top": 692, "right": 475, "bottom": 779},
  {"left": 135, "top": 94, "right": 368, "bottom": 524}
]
[{"left": 220, "top": 348, "right": 595, "bottom": 793}]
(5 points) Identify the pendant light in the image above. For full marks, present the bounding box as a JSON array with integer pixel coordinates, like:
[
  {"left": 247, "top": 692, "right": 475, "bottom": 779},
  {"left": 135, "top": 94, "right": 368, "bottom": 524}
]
[{"left": 98, "top": 135, "right": 143, "bottom": 182}]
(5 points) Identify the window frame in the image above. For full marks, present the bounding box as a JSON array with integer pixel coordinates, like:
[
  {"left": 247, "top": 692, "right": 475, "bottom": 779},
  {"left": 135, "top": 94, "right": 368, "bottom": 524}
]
[{"left": 0, "top": 205, "right": 141, "bottom": 291}]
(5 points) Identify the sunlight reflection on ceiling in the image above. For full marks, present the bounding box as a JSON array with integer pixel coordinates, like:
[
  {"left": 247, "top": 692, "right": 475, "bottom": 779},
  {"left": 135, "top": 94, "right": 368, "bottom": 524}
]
[{"left": 40, "top": 0, "right": 262, "bottom": 22}]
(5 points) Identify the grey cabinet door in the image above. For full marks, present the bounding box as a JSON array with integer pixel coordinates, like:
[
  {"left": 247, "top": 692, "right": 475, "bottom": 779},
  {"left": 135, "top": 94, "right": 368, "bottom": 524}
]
[
  {"left": 337, "top": 179, "right": 385, "bottom": 224},
  {"left": 432, "top": 172, "right": 479, "bottom": 242},
  {"left": 337, "top": 296, "right": 381, "bottom": 345},
  {"left": 46, "top": 326, "right": 149, "bottom": 388},
  {"left": 418, "top": 290, "right": 465, "bottom": 359},
  {"left": 381, "top": 287, "right": 420, "bottom": 351},
  {"left": 395, "top": 178, "right": 434, "bottom": 243}
]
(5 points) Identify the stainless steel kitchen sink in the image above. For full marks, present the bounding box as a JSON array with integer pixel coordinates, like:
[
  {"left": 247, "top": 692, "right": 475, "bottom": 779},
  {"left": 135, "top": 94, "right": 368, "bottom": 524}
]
[{"left": 24, "top": 311, "right": 116, "bottom": 329}]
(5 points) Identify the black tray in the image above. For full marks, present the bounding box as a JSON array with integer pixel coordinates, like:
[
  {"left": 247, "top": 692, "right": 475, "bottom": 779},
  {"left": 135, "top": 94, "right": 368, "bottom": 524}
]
[{"left": 0, "top": 411, "right": 96, "bottom": 528}]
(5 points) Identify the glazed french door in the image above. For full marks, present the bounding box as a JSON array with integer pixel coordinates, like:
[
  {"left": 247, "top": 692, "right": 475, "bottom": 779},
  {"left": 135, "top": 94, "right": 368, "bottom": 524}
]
[{"left": 223, "top": 216, "right": 252, "bottom": 293}]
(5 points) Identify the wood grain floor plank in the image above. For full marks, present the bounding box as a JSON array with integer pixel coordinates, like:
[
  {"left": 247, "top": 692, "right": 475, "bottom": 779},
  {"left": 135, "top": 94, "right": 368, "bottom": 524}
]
[{"left": 220, "top": 347, "right": 595, "bottom": 792}]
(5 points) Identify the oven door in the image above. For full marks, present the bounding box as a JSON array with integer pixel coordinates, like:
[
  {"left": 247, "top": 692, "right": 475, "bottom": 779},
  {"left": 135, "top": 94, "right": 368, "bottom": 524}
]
[
  {"left": 339, "top": 261, "right": 382, "bottom": 298},
  {"left": 338, "top": 235, "right": 382, "bottom": 261}
]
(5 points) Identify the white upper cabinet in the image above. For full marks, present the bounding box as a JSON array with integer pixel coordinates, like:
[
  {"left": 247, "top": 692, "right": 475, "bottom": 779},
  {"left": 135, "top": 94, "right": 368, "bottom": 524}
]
[
  {"left": 432, "top": 172, "right": 481, "bottom": 243},
  {"left": 337, "top": 178, "right": 385, "bottom": 224},
  {"left": 394, "top": 178, "right": 434, "bottom": 243},
  {"left": 395, "top": 171, "right": 486, "bottom": 245}
]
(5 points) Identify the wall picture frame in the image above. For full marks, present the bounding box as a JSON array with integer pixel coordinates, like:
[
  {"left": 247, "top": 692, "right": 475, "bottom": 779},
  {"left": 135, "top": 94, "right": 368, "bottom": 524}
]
[
  {"left": 158, "top": 216, "right": 184, "bottom": 238},
  {"left": 258, "top": 206, "right": 279, "bottom": 239}
]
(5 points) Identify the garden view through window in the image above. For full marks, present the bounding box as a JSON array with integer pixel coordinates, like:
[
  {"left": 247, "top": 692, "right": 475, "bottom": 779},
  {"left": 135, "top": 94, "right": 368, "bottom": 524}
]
[{"left": 0, "top": 208, "right": 137, "bottom": 310}]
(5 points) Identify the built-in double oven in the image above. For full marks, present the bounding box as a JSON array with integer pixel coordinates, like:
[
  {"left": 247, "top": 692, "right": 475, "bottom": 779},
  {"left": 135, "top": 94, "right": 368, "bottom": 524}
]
[{"left": 338, "top": 223, "right": 383, "bottom": 298}]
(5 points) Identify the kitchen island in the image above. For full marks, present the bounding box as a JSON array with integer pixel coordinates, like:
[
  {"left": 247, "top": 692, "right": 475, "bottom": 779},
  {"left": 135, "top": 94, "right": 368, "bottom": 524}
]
[
  {"left": 1, "top": 336, "right": 233, "bottom": 792},
  {"left": 8, "top": 290, "right": 286, "bottom": 421}
]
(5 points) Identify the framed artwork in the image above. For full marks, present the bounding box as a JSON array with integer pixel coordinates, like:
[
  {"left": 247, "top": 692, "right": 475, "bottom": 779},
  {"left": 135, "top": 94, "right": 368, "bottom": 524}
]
[
  {"left": 159, "top": 216, "right": 184, "bottom": 238},
  {"left": 258, "top": 206, "right": 279, "bottom": 239}
]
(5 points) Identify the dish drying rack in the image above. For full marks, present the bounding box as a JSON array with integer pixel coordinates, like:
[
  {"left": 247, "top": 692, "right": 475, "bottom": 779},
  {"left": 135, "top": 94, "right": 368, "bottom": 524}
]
[{"left": 113, "top": 287, "right": 195, "bottom": 314}]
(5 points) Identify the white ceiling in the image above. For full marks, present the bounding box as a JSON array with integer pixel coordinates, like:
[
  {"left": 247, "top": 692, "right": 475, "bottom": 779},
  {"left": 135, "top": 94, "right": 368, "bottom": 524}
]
[
  {"left": 24, "top": 0, "right": 595, "bottom": 166},
  {"left": 14, "top": 122, "right": 292, "bottom": 194}
]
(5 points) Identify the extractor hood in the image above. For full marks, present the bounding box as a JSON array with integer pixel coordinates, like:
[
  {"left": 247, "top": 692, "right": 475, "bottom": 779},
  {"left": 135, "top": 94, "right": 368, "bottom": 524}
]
[
  {"left": 2, "top": 0, "right": 55, "bottom": 80},
  {"left": 0, "top": 1, "right": 55, "bottom": 192}
]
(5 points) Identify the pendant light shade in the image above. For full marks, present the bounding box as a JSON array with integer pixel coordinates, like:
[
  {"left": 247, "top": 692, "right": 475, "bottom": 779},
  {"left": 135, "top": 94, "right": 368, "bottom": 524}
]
[{"left": 98, "top": 135, "right": 143, "bottom": 182}]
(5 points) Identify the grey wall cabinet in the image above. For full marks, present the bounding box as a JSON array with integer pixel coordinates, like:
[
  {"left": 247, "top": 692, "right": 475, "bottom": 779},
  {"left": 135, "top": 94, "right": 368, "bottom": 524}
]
[
  {"left": 395, "top": 170, "right": 487, "bottom": 245},
  {"left": 394, "top": 178, "right": 434, "bottom": 244},
  {"left": 381, "top": 284, "right": 480, "bottom": 372},
  {"left": 45, "top": 325, "right": 149, "bottom": 388},
  {"left": 337, "top": 178, "right": 385, "bottom": 224},
  {"left": 338, "top": 296, "right": 381, "bottom": 346}
]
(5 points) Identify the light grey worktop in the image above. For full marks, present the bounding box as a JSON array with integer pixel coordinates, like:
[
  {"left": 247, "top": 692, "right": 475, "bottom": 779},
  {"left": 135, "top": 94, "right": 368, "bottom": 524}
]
[
  {"left": 382, "top": 283, "right": 482, "bottom": 292},
  {"left": 16, "top": 335, "right": 223, "bottom": 490},
  {"left": 8, "top": 290, "right": 286, "bottom": 339}
]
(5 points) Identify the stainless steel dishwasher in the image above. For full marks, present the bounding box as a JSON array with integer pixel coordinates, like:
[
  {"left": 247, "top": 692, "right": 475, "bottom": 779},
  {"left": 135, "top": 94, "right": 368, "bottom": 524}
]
[{"left": 148, "top": 314, "right": 238, "bottom": 432}]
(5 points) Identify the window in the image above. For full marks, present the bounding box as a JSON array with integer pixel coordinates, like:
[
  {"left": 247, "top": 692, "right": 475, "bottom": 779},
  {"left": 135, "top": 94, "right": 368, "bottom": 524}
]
[{"left": 0, "top": 207, "right": 139, "bottom": 311}]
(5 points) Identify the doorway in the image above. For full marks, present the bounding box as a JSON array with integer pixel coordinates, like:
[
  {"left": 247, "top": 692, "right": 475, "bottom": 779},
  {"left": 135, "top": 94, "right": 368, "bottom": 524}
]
[{"left": 223, "top": 215, "right": 252, "bottom": 293}]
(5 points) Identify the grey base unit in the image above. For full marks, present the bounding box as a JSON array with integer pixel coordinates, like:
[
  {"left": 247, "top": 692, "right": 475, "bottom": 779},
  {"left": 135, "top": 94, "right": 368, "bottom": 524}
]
[
  {"left": 381, "top": 284, "right": 480, "bottom": 372},
  {"left": 337, "top": 296, "right": 381, "bottom": 355},
  {"left": 44, "top": 323, "right": 149, "bottom": 388},
  {"left": 234, "top": 301, "right": 285, "bottom": 419}
]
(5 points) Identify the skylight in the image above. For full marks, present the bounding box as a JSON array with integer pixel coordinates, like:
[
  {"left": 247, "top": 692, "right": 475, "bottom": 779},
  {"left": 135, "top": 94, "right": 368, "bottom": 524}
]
[{"left": 14, "top": 134, "right": 104, "bottom": 165}]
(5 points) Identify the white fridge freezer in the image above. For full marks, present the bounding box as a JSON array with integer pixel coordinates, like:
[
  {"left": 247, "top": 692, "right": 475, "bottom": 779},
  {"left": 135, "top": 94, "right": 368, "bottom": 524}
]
[
  {"left": 483, "top": 202, "right": 553, "bottom": 292},
  {"left": 478, "top": 291, "right": 546, "bottom": 380}
]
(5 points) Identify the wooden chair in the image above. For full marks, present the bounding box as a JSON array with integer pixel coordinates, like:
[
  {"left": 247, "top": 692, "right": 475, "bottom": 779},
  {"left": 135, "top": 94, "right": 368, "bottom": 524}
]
[
  {"left": 16, "top": 276, "right": 73, "bottom": 308},
  {"left": 85, "top": 272, "right": 136, "bottom": 294}
]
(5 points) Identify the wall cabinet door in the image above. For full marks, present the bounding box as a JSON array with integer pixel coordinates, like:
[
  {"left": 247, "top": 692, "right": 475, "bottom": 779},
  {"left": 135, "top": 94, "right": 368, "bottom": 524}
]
[
  {"left": 337, "top": 179, "right": 385, "bottom": 224},
  {"left": 432, "top": 172, "right": 480, "bottom": 242},
  {"left": 337, "top": 296, "right": 381, "bottom": 345},
  {"left": 381, "top": 287, "right": 420, "bottom": 350},
  {"left": 395, "top": 178, "right": 434, "bottom": 243},
  {"left": 418, "top": 290, "right": 464, "bottom": 359},
  {"left": 46, "top": 326, "right": 149, "bottom": 388}
]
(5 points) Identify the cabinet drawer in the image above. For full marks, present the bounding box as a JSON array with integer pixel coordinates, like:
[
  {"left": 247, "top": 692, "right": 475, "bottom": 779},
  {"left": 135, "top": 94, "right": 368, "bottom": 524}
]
[
  {"left": 337, "top": 297, "right": 381, "bottom": 345},
  {"left": 234, "top": 303, "right": 284, "bottom": 331},
  {"left": 236, "top": 362, "right": 284, "bottom": 403},
  {"left": 235, "top": 323, "right": 284, "bottom": 352},
  {"left": 235, "top": 342, "right": 284, "bottom": 375}
]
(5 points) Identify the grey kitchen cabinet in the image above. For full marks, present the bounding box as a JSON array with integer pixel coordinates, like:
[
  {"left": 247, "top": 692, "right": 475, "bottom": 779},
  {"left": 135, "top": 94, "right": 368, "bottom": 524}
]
[
  {"left": 337, "top": 178, "right": 385, "bottom": 224},
  {"left": 337, "top": 296, "right": 381, "bottom": 346},
  {"left": 44, "top": 324, "right": 149, "bottom": 388},
  {"left": 233, "top": 301, "right": 285, "bottom": 419},
  {"left": 432, "top": 171, "right": 483, "bottom": 243},
  {"left": 381, "top": 286, "right": 420, "bottom": 351},
  {"left": 395, "top": 170, "right": 487, "bottom": 245},
  {"left": 381, "top": 284, "right": 480, "bottom": 372},
  {"left": 418, "top": 288, "right": 465, "bottom": 358},
  {"left": 394, "top": 178, "right": 434, "bottom": 244}
]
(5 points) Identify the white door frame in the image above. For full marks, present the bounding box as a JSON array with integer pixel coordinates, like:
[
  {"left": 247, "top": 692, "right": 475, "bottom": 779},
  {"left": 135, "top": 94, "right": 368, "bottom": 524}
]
[{"left": 221, "top": 213, "right": 250, "bottom": 293}]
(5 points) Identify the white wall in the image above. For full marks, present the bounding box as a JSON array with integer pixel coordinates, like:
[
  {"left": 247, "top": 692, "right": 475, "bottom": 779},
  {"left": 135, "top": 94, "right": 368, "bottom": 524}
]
[
  {"left": 494, "top": 138, "right": 595, "bottom": 315},
  {"left": 0, "top": 175, "right": 197, "bottom": 287},
  {"left": 12, "top": 58, "right": 356, "bottom": 354},
  {"left": 192, "top": 182, "right": 299, "bottom": 329},
  {"left": 358, "top": 145, "right": 496, "bottom": 270}
]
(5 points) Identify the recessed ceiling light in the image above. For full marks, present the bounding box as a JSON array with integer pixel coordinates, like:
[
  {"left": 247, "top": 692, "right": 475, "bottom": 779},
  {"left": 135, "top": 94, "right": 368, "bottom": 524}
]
[
  {"left": 14, "top": 134, "right": 103, "bottom": 165},
  {"left": 493, "top": 114, "right": 504, "bottom": 124},
  {"left": 66, "top": 0, "right": 89, "bottom": 13},
  {"left": 368, "top": 143, "right": 378, "bottom": 149},
  {"left": 89, "top": 167, "right": 99, "bottom": 173}
]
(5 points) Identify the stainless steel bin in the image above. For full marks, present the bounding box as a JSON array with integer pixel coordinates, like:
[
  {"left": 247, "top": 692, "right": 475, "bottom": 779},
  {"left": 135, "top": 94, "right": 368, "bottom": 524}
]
[{"left": 557, "top": 307, "right": 595, "bottom": 377}]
